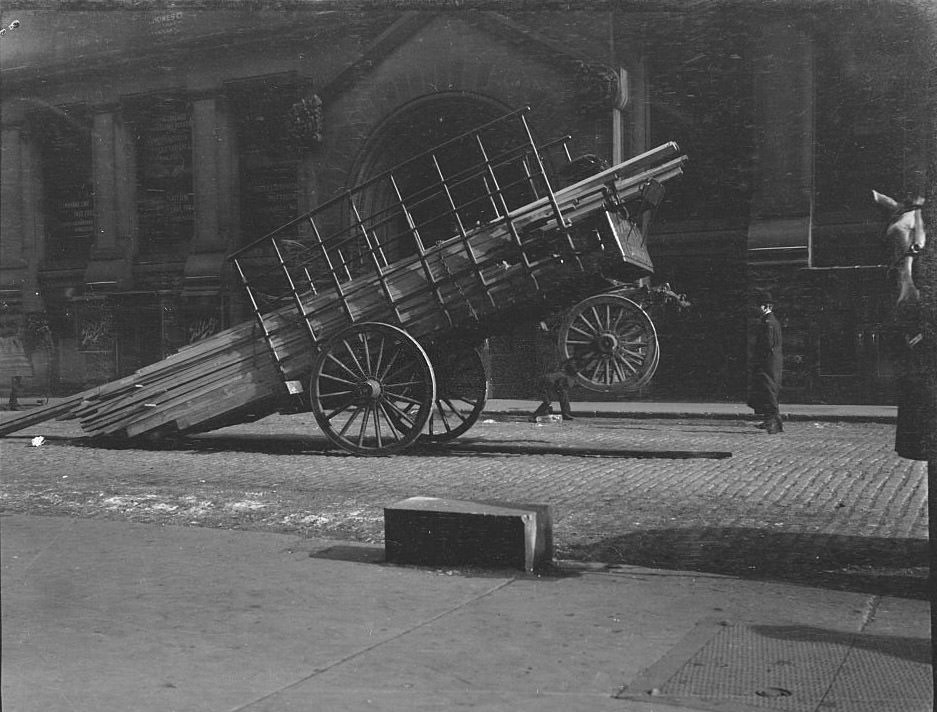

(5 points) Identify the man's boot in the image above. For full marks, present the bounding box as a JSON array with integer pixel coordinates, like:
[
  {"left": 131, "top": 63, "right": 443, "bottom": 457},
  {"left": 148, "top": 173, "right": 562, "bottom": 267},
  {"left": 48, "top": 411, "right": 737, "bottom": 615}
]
[
  {"left": 765, "top": 414, "right": 783, "bottom": 434},
  {"left": 531, "top": 402, "right": 553, "bottom": 420}
]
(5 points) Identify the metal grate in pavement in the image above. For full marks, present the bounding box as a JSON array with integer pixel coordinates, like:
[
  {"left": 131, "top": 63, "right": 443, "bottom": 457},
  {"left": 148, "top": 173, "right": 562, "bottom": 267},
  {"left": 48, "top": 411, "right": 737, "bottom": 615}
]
[{"left": 616, "top": 619, "right": 932, "bottom": 712}]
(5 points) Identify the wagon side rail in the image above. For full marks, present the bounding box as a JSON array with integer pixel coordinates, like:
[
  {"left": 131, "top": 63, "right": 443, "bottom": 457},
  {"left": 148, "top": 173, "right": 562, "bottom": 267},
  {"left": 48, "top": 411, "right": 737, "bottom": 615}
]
[
  {"left": 228, "top": 108, "right": 578, "bottom": 372},
  {"left": 230, "top": 108, "right": 685, "bottom": 378}
]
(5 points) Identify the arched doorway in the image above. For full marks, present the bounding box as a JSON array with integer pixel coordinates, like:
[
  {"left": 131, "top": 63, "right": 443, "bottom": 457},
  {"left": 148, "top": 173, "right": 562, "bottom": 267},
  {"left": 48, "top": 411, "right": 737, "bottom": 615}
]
[{"left": 350, "top": 93, "right": 525, "bottom": 261}]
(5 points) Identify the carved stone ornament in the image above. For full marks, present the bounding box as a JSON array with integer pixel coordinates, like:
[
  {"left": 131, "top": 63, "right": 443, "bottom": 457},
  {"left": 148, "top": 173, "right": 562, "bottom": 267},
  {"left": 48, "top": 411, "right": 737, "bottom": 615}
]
[
  {"left": 574, "top": 62, "right": 626, "bottom": 114},
  {"left": 287, "top": 95, "right": 323, "bottom": 148}
]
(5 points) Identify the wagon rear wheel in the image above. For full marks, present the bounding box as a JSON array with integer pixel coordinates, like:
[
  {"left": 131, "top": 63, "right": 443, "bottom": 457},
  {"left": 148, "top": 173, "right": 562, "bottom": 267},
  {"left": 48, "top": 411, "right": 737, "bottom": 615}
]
[
  {"left": 310, "top": 322, "right": 436, "bottom": 456},
  {"left": 422, "top": 346, "right": 489, "bottom": 442},
  {"left": 558, "top": 294, "right": 659, "bottom": 393}
]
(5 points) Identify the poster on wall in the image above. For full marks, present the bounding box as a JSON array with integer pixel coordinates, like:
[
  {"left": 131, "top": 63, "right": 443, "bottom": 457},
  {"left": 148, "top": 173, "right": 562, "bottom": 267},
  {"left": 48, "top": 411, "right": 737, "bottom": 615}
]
[
  {"left": 181, "top": 296, "right": 227, "bottom": 347},
  {"left": 131, "top": 95, "right": 194, "bottom": 247},
  {"left": 75, "top": 301, "right": 117, "bottom": 383}
]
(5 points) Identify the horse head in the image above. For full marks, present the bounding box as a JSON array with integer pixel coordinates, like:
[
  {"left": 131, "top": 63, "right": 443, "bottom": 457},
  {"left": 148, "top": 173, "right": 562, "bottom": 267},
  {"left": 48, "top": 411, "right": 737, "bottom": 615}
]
[{"left": 872, "top": 190, "right": 926, "bottom": 305}]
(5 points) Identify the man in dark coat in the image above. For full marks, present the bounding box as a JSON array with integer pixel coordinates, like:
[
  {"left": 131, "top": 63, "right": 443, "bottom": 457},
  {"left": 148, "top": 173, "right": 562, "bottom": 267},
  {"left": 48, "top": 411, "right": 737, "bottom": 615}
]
[{"left": 747, "top": 290, "right": 783, "bottom": 434}]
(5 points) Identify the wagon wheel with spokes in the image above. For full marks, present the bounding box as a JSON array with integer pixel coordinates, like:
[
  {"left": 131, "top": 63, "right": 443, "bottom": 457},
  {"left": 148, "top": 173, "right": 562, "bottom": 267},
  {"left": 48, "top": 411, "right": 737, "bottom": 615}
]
[
  {"left": 558, "top": 294, "right": 659, "bottom": 392},
  {"left": 310, "top": 322, "right": 436, "bottom": 456},
  {"left": 421, "top": 346, "right": 489, "bottom": 442}
]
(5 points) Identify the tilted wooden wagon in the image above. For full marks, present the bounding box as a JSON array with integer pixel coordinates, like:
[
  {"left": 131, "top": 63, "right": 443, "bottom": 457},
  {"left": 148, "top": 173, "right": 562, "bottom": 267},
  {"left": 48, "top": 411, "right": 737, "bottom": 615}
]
[{"left": 0, "top": 108, "right": 686, "bottom": 455}]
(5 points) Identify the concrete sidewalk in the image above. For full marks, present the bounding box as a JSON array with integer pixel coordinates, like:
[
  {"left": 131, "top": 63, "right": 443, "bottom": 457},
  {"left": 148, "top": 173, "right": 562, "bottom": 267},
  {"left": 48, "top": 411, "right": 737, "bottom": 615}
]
[{"left": 1, "top": 514, "right": 930, "bottom": 712}]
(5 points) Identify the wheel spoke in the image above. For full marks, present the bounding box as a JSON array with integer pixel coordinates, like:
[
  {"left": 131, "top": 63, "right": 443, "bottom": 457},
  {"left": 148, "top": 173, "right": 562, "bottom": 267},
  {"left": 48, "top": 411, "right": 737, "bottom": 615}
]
[
  {"left": 343, "top": 338, "right": 368, "bottom": 378},
  {"left": 441, "top": 398, "right": 468, "bottom": 424},
  {"left": 569, "top": 325, "right": 595, "bottom": 341},
  {"left": 384, "top": 378, "right": 426, "bottom": 389},
  {"left": 618, "top": 347, "right": 646, "bottom": 362},
  {"left": 324, "top": 395, "right": 358, "bottom": 421},
  {"left": 381, "top": 359, "right": 413, "bottom": 386},
  {"left": 337, "top": 406, "right": 363, "bottom": 437},
  {"left": 357, "top": 404, "right": 371, "bottom": 447},
  {"left": 376, "top": 402, "right": 402, "bottom": 442},
  {"left": 590, "top": 305, "right": 605, "bottom": 331},
  {"left": 378, "top": 347, "right": 402, "bottom": 381},
  {"left": 382, "top": 397, "right": 418, "bottom": 428},
  {"left": 326, "top": 351, "right": 361, "bottom": 381},
  {"left": 382, "top": 389, "right": 425, "bottom": 406},
  {"left": 576, "top": 311, "right": 598, "bottom": 334},
  {"left": 611, "top": 358, "right": 627, "bottom": 383},
  {"left": 361, "top": 332, "right": 373, "bottom": 377},
  {"left": 317, "top": 372, "right": 357, "bottom": 386},
  {"left": 372, "top": 403, "right": 382, "bottom": 449},
  {"left": 587, "top": 358, "right": 602, "bottom": 382},
  {"left": 372, "top": 334, "right": 387, "bottom": 379},
  {"left": 433, "top": 401, "right": 453, "bottom": 434},
  {"left": 614, "top": 352, "right": 639, "bottom": 374}
]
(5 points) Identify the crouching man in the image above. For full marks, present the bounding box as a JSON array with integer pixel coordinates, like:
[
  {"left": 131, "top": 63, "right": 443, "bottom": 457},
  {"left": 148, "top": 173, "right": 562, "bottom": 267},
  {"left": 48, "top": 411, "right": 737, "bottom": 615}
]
[{"left": 531, "top": 357, "right": 580, "bottom": 421}]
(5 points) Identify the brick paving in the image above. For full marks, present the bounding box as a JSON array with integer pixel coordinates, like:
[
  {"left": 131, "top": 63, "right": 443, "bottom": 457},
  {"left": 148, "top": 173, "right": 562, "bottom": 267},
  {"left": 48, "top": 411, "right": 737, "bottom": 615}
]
[{"left": 0, "top": 411, "right": 928, "bottom": 598}]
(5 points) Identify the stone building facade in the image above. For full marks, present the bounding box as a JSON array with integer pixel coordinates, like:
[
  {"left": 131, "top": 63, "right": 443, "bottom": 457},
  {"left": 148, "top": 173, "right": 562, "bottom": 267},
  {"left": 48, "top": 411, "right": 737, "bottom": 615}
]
[{"left": 0, "top": 2, "right": 931, "bottom": 404}]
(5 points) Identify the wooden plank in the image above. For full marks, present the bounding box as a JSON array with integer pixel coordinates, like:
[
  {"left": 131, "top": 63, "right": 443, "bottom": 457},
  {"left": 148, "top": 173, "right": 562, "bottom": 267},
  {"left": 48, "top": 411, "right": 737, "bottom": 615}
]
[
  {"left": 0, "top": 397, "right": 86, "bottom": 437},
  {"left": 124, "top": 363, "right": 284, "bottom": 438},
  {"left": 80, "top": 357, "right": 255, "bottom": 433}
]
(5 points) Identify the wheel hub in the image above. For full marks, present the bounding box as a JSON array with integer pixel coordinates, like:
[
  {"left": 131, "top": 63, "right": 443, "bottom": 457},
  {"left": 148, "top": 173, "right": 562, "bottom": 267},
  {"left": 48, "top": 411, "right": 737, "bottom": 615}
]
[
  {"left": 596, "top": 332, "right": 618, "bottom": 354},
  {"left": 356, "top": 378, "right": 382, "bottom": 401}
]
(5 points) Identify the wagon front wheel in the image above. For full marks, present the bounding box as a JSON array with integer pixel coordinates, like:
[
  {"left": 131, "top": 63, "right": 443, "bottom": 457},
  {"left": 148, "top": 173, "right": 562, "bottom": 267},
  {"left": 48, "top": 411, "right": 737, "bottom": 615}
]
[
  {"left": 558, "top": 294, "right": 659, "bottom": 393},
  {"left": 310, "top": 322, "right": 436, "bottom": 456}
]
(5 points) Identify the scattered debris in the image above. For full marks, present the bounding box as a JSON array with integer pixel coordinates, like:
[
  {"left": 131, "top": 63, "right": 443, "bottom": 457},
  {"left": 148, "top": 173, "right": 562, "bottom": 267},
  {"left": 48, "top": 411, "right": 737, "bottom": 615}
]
[{"left": 29, "top": 436, "right": 45, "bottom": 447}]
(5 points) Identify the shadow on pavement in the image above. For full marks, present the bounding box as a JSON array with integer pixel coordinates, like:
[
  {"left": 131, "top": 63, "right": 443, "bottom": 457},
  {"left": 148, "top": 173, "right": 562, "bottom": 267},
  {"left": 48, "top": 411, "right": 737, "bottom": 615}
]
[
  {"left": 71, "top": 433, "right": 732, "bottom": 459},
  {"left": 751, "top": 624, "right": 931, "bottom": 665},
  {"left": 569, "top": 527, "right": 929, "bottom": 599},
  {"left": 307, "top": 543, "right": 583, "bottom": 580}
]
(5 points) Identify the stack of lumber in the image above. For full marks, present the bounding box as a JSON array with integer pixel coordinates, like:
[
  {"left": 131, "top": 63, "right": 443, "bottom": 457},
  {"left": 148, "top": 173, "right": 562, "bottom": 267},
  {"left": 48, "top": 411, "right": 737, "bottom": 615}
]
[
  {"left": 0, "top": 318, "right": 290, "bottom": 439},
  {"left": 0, "top": 143, "right": 685, "bottom": 440}
]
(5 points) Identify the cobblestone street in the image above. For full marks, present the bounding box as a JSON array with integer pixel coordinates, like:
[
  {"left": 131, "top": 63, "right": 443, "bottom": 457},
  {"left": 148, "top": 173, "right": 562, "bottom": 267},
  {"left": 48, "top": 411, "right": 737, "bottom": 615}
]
[{"left": 0, "top": 412, "right": 928, "bottom": 599}]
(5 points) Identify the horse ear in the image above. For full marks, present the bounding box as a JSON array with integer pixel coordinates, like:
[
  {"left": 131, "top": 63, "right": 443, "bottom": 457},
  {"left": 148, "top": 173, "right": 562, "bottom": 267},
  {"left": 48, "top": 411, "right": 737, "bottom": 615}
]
[{"left": 872, "top": 190, "right": 899, "bottom": 210}]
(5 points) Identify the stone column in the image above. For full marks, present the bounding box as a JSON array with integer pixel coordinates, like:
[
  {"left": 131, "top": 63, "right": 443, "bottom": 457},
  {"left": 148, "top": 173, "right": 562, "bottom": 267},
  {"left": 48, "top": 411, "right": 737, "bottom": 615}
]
[
  {"left": 747, "top": 20, "right": 814, "bottom": 265},
  {"left": 0, "top": 125, "right": 26, "bottom": 279},
  {"left": 84, "top": 104, "right": 133, "bottom": 290},
  {"left": 183, "top": 93, "right": 232, "bottom": 295},
  {"left": 1, "top": 121, "right": 45, "bottom": 311}
]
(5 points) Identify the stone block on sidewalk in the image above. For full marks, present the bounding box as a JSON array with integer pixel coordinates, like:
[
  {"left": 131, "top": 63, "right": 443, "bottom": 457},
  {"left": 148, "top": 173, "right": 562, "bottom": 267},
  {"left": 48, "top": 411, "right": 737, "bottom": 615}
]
[{"left": 384, "top": 497, "right": 553, "bottom": 572}]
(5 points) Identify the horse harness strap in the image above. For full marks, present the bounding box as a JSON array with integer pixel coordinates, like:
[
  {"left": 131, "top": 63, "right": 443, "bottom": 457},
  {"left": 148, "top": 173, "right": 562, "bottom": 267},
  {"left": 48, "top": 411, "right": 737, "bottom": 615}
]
[
  {"left": 886, "top": 201, "right": 925, "bottom": 265},
  {"left": 889, "top": 200, "right": 924, "bottom": 223}
]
